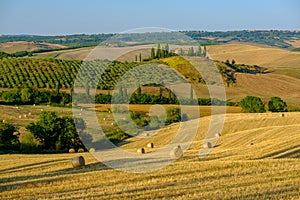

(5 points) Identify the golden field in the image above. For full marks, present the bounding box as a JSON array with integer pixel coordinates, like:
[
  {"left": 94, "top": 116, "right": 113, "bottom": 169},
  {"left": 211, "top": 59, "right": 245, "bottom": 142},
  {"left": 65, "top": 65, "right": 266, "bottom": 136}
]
[
  {"left": 207, "top": 43, "right": 300, "bottom": 78},
  {"left": 1, "top": 111, "right": 300, "bottom": 199},
  {"left": 0, "top": 41, "right": 66, "bottom": 54}
]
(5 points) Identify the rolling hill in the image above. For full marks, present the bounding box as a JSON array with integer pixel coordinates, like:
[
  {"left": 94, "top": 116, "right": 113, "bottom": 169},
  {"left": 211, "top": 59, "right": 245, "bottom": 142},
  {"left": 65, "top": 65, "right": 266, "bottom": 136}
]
[
  {"left": 207, "top": 43, "right": 300, "bottom": 79},
  {"left": 1, "top": 111, "right": 299, "bottom": 199},
  {"left": 0, "top": 41, "right": 66, "bottom": 54}
]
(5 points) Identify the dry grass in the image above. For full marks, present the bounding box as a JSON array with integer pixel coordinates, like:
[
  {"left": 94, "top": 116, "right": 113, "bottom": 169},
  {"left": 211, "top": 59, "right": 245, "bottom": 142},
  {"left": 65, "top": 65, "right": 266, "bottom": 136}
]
[
  {"left": 0, "top": 41, "right": 66, "bottom": 54},
  {"left": 285, "top": 39, "right": 300, "bottom": 48},
  {"left": 91, "top": 104, "right": 241, "bottom": 119},
  {"left": 0, "top": 105, "right": 73, "bottom": 135},
  {"left": 1, "top": 112, "right": 300, "bottom": 199},
  {"left": 207, "top": 43, "right": 300, "bottom": 78},
  {"left": 233, "top": 73, "right": 300, "bottom": 107}
]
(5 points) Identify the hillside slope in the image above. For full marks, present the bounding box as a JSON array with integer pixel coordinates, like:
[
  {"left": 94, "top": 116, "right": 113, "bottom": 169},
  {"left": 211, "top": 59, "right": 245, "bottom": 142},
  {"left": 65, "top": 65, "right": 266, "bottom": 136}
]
[
  {"left": 208, "top": 43, "right": 300, "bottom": 78},
  {"left": 122, "top": 112, "right": 300, "bottom": 160},
  {"left": 0, "top": 41, "right": 66, "bottom": 54},
  {"left": 233, "top": 73, "right": 300, "bottom": 107},
  {"left": 2, "top": 112, "right": 299, "bottom": 199}
]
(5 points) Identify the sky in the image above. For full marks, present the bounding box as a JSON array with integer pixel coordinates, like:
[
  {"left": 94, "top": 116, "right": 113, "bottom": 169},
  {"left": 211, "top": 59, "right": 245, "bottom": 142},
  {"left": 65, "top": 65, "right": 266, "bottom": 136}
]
[{"left": 0, "top": 0, "right": 299, "bottom": 35}]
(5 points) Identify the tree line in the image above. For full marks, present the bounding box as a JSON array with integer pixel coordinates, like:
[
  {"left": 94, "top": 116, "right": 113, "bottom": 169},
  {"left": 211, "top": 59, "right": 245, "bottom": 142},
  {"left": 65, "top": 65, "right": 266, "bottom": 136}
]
[
  {"left": 240, "top": 96, "right": 287, "bottom": 113},
  {"left": 0, "top": 107, "right": 187, "bottom": 153}
]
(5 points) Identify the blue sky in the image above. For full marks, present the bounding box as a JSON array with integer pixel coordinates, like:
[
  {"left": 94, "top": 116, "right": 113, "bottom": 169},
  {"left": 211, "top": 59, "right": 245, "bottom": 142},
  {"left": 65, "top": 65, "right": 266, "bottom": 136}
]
[{"left": 0, "top": 0, "right": 299, "bottom": 35}]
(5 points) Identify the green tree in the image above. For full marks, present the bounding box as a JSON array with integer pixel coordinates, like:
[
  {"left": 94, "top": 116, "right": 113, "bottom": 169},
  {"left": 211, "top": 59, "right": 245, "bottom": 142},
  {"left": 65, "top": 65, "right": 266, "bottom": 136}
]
[
  {"left": 165, "top": 107, "right": 181, "bottom": 125},
  {"left": 26, "top": 111, "right": 60, "bottom": 150},
  {"left": 21, "top": 87, "right": 33, "bottom": 103},
  {"left": 268, "top": 96, "right": 287, "bottom": 112},
  {"left": 196, "top": 46, "right": 202, "bottom": 56},
  {"left": 136, "top": 86, "right": 142, "bottom": 97},
  {"left": 165, "top": 44, "right": 169, "bottom": 56},
  {"left": 188, "top": 47, "right": 194, "bottom": 56},
  {"left": 55, "top": 117, "right": 84, "bottom": 151},
  {"left": 0, "top": 121, "right": 19, "bottom": 151},
  {"left": 26, "top": 111, "right": 86, "bottom": 151},
  {"left": 20, "top": 132, "right": 37, "bottom": 153},
  {"left": 151, "top": 47, "right": 155, "bottom": 59},
  {"left": 240, "top": 96, "right": 266, "bottom": 113},
  {"left": 159, "top": 87, "right": 163, "bottom": 99},
  {"left": 156, "top": 44, "right": 161, "bottom": 59},
  {"left": 179, "top": 48, "right": 184, "bottom": 56}
]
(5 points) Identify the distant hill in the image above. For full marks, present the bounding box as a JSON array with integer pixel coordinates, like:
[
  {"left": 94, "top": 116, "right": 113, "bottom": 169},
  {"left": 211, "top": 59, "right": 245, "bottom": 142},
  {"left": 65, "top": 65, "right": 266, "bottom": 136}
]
[
  {"left": 1, "top": 30, "right": 300, "bottom": 48},
  {"left": 0, "top": 41, "right": 66, "bottom": 54}
]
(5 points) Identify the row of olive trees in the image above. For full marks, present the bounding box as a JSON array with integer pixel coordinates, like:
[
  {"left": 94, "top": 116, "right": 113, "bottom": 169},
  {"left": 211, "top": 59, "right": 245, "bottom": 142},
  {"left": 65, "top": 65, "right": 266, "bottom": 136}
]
[{"left": 240, "top": 96, "right": 287, "bottom": 113}]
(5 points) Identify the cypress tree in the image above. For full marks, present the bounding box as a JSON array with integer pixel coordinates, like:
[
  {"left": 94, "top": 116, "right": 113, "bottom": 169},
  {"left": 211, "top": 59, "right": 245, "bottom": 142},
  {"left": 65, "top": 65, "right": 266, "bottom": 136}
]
[
  {"left": 156, "top": 44, "right": 161, "bottom": 59},
  {"left": 151, "top": 47, "right": 155, "bottom": 59},
  {"left": 137, "top": 86, "right": 142, "bottom": 97},
  {"left": 159, "top": 87, "right": 163, "bottom": 98},
  {"left": 203, "top": 46, "right": 207, "bottom": 57},
  {"left": 190, "top": 85, "right": 193, "bottom": 99},
  {"left": 196, "top": 46, "right": 202, "bottom": 56}
]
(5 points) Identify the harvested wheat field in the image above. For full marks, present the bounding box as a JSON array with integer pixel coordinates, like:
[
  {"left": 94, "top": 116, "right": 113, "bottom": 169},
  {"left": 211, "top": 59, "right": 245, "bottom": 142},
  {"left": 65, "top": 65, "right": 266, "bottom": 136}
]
[
  {"left": 1, "top": 112, "right": 300, "bottom": 199},
  {"left": 228, "top": 73, "right": 300, "bottom": 107},
  {"left": 0, "top": 41, "right": 66, "bottom": 54},
  {"left": 208, "top": 43, "right": 300, "bottom": 78}
]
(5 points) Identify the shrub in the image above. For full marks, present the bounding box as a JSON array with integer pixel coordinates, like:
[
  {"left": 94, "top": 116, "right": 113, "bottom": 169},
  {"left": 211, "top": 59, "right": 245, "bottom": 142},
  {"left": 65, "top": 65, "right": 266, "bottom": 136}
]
[
  {"left": 20, "top": 132, "right": 37, "bottom": 153},
  {"left": 26, "top": 111, "right": 86, "bottom": 152},
  {"left": 0, "top": 121, "right": 19, "bottom": 151},
  {"left": 165, "top": 107, "right": 181, "bottom": 125},
  {"left": 240, "top": 96, "right": 266, "bottom": 113},
  {"left": 268, "top": 96, "right": 287, "bottom": 112}
]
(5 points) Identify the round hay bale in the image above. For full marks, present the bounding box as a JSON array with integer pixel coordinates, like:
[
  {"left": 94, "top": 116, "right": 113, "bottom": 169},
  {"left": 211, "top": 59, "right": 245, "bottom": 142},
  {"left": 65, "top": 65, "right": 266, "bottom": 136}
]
[
  {"left": 170, "top": 145, "right": 183, "bottom": 159},
  {"left": 89, "top": 148, "right": 95, "bottom": 153},
  {"left": 71, "top": 156, "right": 85, "bottom": 168},
  {"left": 18, "top": 115, "right": 22, "bottom": 119},
  {"left": 147, "top": 143, "right": 154, "bottom": 148},
  {"left": 2, "top": 119, "right": 7, "bottom": 123},
  {"left": 250, "top": 142, "right": 254, "bottom": 145},
  {"left": 23, "top": 114, "right": 27, "bottom": 118},
  {"left": 103, "top": 118, "right": 106, "bottom": 121},
  {"left": 203, "top": 142, "right": 212, "bottom": 148},
  {"left": 78, "top": 148, "right": 85, "bottom": 153},
  {"left": 280, "top": 113, "right": 285, "bottom": 117},
  {"left": 215, "top": 132, "right": 221, "bottom": 137},
  {"left": 137, "top": 148, "right": 145, "bottom": 154},
  {"left": 69, "top": 148, "right": 75, "bottom": 153},
  {"left": 28, "top": 112, "right": 31, "bottom": 116}
]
